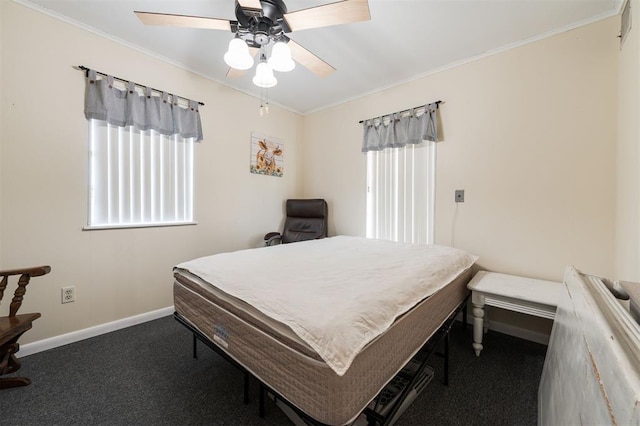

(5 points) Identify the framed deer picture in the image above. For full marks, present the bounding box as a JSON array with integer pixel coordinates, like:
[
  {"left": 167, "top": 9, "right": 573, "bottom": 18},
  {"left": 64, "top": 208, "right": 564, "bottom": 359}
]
[{"left": 250, "top": 132, "right": 284, "bottom": 177}]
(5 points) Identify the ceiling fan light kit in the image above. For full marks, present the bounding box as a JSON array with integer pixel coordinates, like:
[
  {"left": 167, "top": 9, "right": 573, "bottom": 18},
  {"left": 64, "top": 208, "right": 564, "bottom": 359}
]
[
  {"left": 135, "top": 0, "right": 370, "bottom": 89},
  {"left": 224, "top": 37, "right": 255, "bottom": 70},
  {"left": 253, "top": 57, "right": 278, "bottom": 88},
  {"left": 268, "top": 41, "right": 295, "bottom": 73}
]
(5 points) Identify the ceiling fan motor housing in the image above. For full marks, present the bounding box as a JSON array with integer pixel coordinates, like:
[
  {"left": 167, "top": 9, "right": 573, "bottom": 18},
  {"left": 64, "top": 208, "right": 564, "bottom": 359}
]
[{"left": 234, "top": 0, "right": 291, "bottom": 47}]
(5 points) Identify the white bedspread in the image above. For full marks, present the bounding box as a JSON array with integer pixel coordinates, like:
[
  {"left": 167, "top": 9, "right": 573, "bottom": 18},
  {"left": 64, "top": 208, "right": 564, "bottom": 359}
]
[{"left": 175, "top": 236, "right": 478, "bottom": 376}]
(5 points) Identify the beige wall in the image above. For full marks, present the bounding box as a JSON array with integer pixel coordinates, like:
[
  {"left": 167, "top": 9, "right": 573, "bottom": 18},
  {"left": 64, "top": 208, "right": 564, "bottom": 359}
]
[
  {"left": 0, "top": 1, "right": 628, "bottom": 345},
  {"left": 303, "top": 17, "right": 619, "bottom": 283},
  {"left": 0, "top": 1, "right": 303, "bottom": 343},
  {"left": 616, "top": 0, "right": 640, "bottom": 282}
]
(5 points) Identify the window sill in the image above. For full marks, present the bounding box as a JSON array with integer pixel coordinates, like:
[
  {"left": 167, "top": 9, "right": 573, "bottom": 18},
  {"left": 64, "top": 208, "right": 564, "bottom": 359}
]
[{"left": 83, "top": 221, "right": 197, "bottom": 231}]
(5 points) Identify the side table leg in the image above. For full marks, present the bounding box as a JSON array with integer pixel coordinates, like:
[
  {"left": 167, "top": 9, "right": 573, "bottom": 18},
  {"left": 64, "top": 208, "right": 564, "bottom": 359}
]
[{"left": 472, "top": 303, "right": 484, "bottom": 356}]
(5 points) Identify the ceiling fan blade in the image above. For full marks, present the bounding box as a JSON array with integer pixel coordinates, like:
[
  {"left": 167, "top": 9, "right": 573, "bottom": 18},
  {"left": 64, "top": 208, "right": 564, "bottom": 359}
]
[
  {"left": 283, "top": 0, "right": 370, "bottom": 32},
  {"left": 237, "top": 0, "right": 263, "bottom": 10},
  {"left": 225, "top": 47, "right": 259, "bottom": 78},
  {"left": 134, "top": 11, "right": 231, "bottom": 31},
  {"left": 226, "top": 67, "right": 247, "bottom": 78},
  {"left": 288, "top": 39, "right": 335, "bottom": 78}
]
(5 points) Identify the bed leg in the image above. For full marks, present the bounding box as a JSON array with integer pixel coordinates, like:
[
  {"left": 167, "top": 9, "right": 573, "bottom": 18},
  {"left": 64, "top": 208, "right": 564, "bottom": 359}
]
[
  {"left": 192, "top": 333, "right": 198, "bottom": 359},
  {"left": 259, "top": 383, "right": 265, "bottom": 418},
  {"left": 444, "top": 331, "right": 450, "bottom": 386},
  {"left": 244, "top": 373, "right": 250, "bottom": 404}
]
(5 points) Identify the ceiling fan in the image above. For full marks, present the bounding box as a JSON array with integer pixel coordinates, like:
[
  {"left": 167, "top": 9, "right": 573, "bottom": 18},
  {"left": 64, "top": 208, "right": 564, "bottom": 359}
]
[{"left": 134, "top": 0, "right": 371, "bottom": 86}]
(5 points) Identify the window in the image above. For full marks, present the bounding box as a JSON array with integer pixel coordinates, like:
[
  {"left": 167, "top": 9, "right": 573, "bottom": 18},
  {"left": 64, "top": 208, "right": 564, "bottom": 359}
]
[
  {"left": 366, "top": 141, "right": 436, "bottom": 244},
  {"left": 87, "top": 119, "right": 194, "bottom": 229},
  {"left": 82, "top": 68, "right": 202, "bottom": 230}
]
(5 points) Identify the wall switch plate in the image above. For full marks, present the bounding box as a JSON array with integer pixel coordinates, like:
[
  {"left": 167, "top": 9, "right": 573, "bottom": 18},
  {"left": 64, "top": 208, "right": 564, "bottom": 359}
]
[{"left": 455, "top": 190, "right": 465, "bottom": 203}]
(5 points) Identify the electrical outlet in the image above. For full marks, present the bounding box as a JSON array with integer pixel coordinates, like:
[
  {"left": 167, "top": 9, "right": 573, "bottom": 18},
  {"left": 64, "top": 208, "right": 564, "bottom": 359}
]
[
  {"left": 455, "top": 190, "right": 465, "bottom": 203},
  {"left": 61, "top": 286, "right": 75, "bottom": 304}
]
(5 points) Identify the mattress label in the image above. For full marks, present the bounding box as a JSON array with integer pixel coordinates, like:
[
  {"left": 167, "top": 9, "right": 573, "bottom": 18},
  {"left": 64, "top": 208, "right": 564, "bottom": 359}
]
[{"left": 213, "top": 325, "right": 229, "bottom": 349}]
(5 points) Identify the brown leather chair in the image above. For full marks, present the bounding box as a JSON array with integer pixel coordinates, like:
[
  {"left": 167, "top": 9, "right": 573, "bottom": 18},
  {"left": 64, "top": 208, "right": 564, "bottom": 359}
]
[
  {"left": 265, "top": 199, "right": 328, "bottom": 246},
  {"left": 0, "top": 265, "right": 51, "bottom": 389}
]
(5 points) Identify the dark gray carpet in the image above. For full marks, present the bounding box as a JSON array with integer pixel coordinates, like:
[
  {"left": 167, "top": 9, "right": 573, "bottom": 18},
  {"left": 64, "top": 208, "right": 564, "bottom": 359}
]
[{"left": 0, "top": 316, "right": 546, "bottom": 425}]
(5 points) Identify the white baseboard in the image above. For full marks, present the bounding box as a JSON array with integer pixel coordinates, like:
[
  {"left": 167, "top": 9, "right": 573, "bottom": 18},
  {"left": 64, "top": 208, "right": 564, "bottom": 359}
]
[
  {"left": 21, "top": 306, "right": 547, "bottom": 358},
  {"left": 20, "top": 306, "right": 174, "bottom": 357},
  {"left": 487, "top": 320, "right": 550, "bottom": 345},
  {"left": 456, "top": 312, "right": 550, "bottom": 345}
]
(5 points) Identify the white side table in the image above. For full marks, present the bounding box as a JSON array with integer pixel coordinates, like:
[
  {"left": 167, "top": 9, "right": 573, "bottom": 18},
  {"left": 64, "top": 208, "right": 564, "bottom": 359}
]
[{"left": 467, "top": 271, "right": 563, "bottom": 356}]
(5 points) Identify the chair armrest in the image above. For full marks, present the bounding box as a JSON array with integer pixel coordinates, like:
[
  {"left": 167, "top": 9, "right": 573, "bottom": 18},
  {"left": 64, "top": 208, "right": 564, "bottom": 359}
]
[
  {"left": 0, "top": 266, "right": 51, "bottom": 278},
  {"left": 264, "top": 232, "right": 282, "bottom": 246}
]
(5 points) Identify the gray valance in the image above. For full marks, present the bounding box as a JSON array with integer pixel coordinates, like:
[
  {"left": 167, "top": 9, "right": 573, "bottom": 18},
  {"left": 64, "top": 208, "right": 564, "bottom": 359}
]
[
  {"left": 84, "top": 69, "right": 203, "bottom": 142},
  {"left": 361, "top": 102, "right": 439, "bottom": 152}
]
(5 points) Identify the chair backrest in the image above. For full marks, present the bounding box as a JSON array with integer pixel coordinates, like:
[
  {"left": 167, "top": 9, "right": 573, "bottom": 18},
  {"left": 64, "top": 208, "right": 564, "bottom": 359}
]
[{"left": 281, "top": 199, "right": 328, "bottom": 244}]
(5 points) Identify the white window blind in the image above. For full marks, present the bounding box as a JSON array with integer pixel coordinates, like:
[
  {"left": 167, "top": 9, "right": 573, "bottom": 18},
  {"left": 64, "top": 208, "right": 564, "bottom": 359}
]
[
  {"left": 87, "top": 119, "right": 194, "bottom": 229},
  {"left": 366, "top": 142, "right": 435, "bottom": 244}
]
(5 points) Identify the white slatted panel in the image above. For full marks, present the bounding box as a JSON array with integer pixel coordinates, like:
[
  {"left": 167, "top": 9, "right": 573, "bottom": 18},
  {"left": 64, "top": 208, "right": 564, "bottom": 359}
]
[
  {"left": 366, "top": 142, "right": 435, "bottom": 244},
  {"left": 88, "top": 119, "right": 194, "bottom": 228}
]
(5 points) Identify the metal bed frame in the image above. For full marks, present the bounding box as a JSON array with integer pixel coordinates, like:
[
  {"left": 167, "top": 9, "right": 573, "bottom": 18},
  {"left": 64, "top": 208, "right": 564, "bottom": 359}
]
[{"left": 175, "top": 296, "right": 468, "bottom": 426}]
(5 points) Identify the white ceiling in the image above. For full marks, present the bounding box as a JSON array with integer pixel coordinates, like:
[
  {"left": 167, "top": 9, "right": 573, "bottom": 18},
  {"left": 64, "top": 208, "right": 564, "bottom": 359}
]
[{"left": 19, "top": 0, "right": 620, "bottom": 114}]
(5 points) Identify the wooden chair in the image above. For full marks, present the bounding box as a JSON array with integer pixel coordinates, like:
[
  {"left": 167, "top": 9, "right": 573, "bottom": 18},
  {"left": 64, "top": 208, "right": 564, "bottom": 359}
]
[{"left": 0, "top": 265, "right": 51, "bottom": 389}]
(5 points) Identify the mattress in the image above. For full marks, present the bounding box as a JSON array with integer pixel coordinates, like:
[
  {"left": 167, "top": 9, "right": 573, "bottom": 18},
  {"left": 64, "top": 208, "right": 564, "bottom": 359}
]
[
  {"left": 174, "top": 258, "right": 473, "bottom": 425},
  {"left": 175, "top": 236, "right": 477, "bottom": 376}
]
